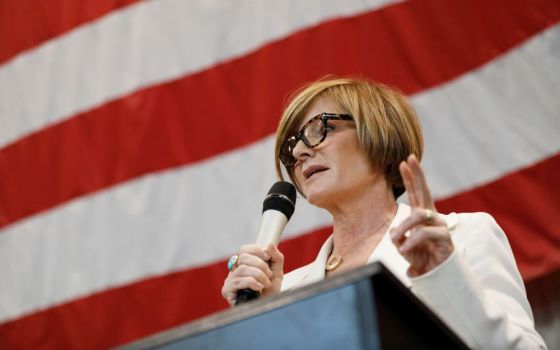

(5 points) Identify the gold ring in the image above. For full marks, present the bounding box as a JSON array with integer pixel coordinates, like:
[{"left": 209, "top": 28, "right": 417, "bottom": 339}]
[{"left": 424, "top": 209, "right": 435, "bottom": 225}]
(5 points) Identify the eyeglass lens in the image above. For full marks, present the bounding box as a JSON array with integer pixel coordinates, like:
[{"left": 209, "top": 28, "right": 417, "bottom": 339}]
[
  {"left": 280, "top": 116, "right": 325, "bottom": 167},
  {"left": 303, "top": 118, "right": 325, "bottom": 146}
]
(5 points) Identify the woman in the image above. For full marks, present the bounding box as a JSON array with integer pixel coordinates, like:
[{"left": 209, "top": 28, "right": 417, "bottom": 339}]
[{"left": 221, "top": 77, "right": 546, "bottom": 349}]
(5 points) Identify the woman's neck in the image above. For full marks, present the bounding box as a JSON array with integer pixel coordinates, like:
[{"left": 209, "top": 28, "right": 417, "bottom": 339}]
[{"left": 328, "top": 184, "right": 398, "bottom": 258}]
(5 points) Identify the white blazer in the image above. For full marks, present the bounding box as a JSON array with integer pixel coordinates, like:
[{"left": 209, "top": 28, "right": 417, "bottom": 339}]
[{"left": 281, "top": 203, "right": 547, "bottom": 349}]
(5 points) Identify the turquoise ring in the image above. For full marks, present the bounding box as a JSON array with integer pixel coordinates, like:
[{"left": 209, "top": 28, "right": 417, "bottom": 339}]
[{"left": 227, "top": 254, "right": 239, "bottom": 272}]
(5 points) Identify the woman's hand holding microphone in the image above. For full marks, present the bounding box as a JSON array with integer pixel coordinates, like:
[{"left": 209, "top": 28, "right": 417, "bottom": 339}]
[{"left": 221, "top": 244, "right": 284, "bottom": 306}]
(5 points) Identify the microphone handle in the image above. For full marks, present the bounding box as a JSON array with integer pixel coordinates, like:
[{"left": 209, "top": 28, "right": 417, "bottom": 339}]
[
  {"left": 235, "top": 289, "right": 260, "bottom": 305},
  {"left": 235, "top": 211, "right": 287, "bottom": 305}
]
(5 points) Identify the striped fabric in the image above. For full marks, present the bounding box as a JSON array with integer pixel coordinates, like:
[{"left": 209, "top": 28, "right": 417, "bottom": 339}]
[{"left": 1, "top": 0, "right": 559, "bottom": 348}]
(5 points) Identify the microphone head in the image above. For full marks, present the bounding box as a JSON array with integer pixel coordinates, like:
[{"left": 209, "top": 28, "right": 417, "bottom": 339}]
[{"left": 262, "top": 181, "right": 297, "bottom": 220}]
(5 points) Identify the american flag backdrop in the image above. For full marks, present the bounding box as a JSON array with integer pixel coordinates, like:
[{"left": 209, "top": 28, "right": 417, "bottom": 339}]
[{"left": 1, "top": 0, "right": 560, "bottom": 348}]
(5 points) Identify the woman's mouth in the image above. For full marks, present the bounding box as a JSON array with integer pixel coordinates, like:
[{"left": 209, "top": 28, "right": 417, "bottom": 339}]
[{"left": 303, "top": 166, "right": 329, "bottom": 179}]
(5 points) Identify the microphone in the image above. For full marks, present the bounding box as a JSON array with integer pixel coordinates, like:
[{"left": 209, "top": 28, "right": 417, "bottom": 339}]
[{"left": 235, "top": 181, "right": 297, "bottom": 305}]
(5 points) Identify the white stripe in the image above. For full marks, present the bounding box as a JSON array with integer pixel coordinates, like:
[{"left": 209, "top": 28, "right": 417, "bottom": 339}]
[
  {"left": 1, "top": 24, "right": 559, "bottom": 324},
  {"left": 0, "top": 0, "right": 402, "bottom": 149}
]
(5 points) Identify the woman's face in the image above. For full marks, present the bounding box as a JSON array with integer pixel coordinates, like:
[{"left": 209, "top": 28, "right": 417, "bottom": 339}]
[{"left": 292, "top": 96, "right": 380, "bottom": 208}]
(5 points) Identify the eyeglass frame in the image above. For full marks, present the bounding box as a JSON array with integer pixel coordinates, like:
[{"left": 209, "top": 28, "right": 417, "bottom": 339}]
[{"left": 279, "top": 112, "right": 354, "bottom": 168}]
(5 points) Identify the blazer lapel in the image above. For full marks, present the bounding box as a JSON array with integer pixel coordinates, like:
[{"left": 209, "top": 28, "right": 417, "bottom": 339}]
[
  {"left": 293, "top": 235, "right": 333, "bottom": 288},
  {"left": 368, "top": 203, "right": 413, "bottom": 288}
]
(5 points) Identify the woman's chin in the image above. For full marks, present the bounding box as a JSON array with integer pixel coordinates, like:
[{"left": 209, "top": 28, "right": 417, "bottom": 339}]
[{"left": 305, "top": 188, "right": 333, "bottom": 209}]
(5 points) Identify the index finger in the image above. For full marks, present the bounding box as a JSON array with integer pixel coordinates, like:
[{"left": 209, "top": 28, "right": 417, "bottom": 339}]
[
  {"left": 407, "top": 155, "right": 434, "bottom": 209},
  {"left": 400, "top": 160, "right": 419, "bottom": 207},
  {"left": 239, "top": 244, "right": 271, "bottom": 262}
]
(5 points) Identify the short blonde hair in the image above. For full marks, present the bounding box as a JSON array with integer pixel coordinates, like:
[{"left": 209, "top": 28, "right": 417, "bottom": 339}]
[{"left": 274, "top": 76, "right": 423, "bottom": 198}]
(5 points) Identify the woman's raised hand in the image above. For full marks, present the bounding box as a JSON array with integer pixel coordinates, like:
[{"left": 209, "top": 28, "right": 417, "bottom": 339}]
[
  {"left": 390, "top": 155, "right": 454, "bottom": 277},
  {"left": 221, "top": 243, "right": 284, "bottom": 306}
]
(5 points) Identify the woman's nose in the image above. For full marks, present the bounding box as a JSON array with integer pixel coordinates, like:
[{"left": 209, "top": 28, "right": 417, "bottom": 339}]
[{"left": 292, "top": 139, "right": 314, "bottom": 163}]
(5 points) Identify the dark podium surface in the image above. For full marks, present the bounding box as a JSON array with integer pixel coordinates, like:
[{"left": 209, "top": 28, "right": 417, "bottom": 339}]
[{"left": 120, "top": 262, "right": 468, "bottom": 350}]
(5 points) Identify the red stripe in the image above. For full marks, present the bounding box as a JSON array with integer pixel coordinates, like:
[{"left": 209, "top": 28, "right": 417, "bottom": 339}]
[
  {"left": 1, "top": 0, "right": 559, "bottom": 230},
  {"left": 436, "top": 153, "right": 560, "bottom": 281},
  {"left": 0, "top": 0, "right": 142, "bottom": 65},
  {"left": 0, "top": 227, "right": 332, "bottom": 349}
]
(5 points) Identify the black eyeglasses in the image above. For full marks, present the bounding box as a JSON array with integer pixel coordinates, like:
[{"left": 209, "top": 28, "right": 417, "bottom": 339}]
[{"left": 280, "top": 113, "right": 353, "bottom": 168}]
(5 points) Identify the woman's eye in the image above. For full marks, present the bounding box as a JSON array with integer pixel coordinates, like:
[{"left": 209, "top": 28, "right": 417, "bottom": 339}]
[{"left": 325, "top": 124, "right": 336, "bottom": 132}]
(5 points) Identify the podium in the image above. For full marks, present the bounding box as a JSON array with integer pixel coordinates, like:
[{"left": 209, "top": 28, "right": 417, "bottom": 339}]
[{"left": 120, "top": 262, "right": 468, "bottom": 349}]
